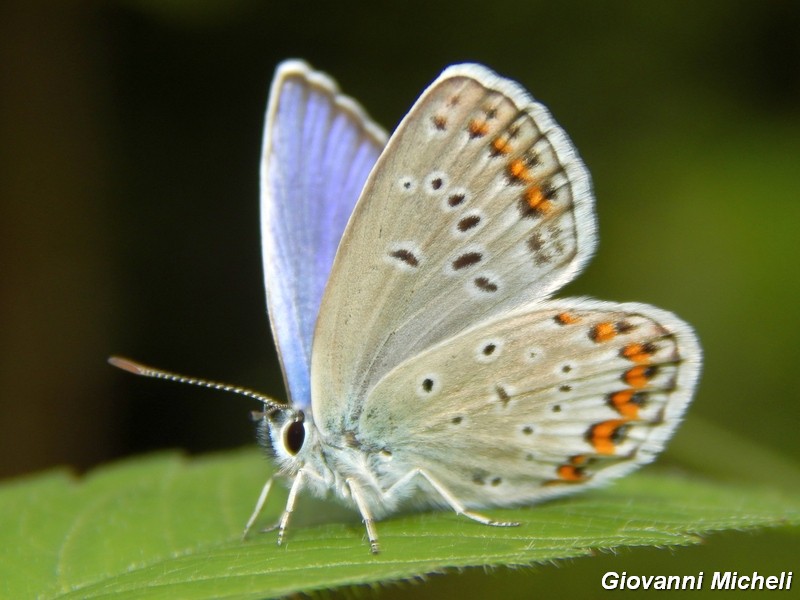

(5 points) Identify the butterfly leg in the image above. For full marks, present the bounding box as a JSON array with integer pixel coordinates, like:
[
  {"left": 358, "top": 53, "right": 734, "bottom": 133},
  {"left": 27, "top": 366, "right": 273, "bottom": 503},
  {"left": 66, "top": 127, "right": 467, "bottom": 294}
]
[
  {"left": 346, "top": 478, "right": 381, "bottom": 554},
  {"left": 385, "top": 468, "right": 520, "bottom": 528},
  {"left": 242, "top": 476, "right": 274, "bottom": 539},
  {"left": 275, "top": 469, "right": 306, "bottom": 546}
]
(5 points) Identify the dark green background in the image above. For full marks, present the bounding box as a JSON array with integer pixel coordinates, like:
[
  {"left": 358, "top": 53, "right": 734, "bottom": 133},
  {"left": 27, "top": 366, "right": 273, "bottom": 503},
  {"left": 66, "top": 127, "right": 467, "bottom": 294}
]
[{"left": 2, "top": 1, "right": 798, "bottom": 597}]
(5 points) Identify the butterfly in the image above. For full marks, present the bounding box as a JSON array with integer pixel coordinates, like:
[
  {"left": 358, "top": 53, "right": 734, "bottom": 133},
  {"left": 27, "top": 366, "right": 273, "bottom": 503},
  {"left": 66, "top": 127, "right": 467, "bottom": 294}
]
[{"left": 111, "top": 60, "right": 701, "bottom": 554}]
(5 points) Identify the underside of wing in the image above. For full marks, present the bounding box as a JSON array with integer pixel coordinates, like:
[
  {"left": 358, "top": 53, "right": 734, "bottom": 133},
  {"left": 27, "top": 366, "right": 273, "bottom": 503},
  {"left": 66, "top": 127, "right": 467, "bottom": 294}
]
[
  {"left": 357, "top": 299, "right": 701, "bottom": 508},
  {"left": 261, "top": 61, "right": 386, "bottom": 408},
  {"left": 313, "top": 64, "right": 596, "bottom": 431}
]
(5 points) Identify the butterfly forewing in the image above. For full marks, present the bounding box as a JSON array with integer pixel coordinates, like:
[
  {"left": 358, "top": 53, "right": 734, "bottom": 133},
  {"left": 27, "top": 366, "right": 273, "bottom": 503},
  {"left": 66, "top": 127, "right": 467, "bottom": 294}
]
[
  {"left": 358, "top": 299, "right": 701, "bottom": 506},
  {"left": 262, "top": 61, "right": 386, "bottom": 408},
  {"left": 312, "top": 65, "right": 596, "bottom": 432}
]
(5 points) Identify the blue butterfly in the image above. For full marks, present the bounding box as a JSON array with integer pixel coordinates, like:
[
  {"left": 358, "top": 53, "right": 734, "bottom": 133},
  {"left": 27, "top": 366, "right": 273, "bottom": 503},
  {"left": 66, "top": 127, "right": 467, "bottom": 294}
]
[{"left": 112, "top": 61, "right": 701, "bottom": 553}]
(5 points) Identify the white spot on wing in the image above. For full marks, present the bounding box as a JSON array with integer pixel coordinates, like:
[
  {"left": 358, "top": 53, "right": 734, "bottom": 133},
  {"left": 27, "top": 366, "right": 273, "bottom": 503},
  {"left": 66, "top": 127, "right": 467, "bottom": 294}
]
[
  {"left": 441, "top": 187, "right": 470, "bottom": 212},
  {"left": 416, "top": 373, "right": 442, "bottom": 398},
  {"left": 397, "top": 176, "right": 417, "bottom": 194},
  {"left": 558, "top": 362, "right": 576, "bottom": 376},
  {"left": 385, "top": 241, "right": 424, "bottom": 271},
  {"left": 452, "top": 210, "right": 485, "bottom": 237},
  {"left": 445, "top": 244, "right": 487, "bottom": 276},
  {"left": 423, "top": 171, "right": 449, "bottom": 196},
  {"left": 475, "top": 338, "right": 504, "bottom": 363},
  {"left": 466, "top": 271, "right": 501, "bottom": 297},
  {"left": 523, "top": 347, "right": 544, "bottom": 364}
]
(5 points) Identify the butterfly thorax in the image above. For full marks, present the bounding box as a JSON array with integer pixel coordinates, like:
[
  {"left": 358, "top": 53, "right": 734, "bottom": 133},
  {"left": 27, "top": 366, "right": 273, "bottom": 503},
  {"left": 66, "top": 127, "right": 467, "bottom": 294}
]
[{"left": 260, "top": 406, "right": 422, "bottom": 517}]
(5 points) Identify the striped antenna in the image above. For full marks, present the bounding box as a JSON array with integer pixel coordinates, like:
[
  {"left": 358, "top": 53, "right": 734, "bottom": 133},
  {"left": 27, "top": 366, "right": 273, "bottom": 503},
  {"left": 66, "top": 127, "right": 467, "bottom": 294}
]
[{"left": 108, "top": 356, "right": 286, "bottom": 410}]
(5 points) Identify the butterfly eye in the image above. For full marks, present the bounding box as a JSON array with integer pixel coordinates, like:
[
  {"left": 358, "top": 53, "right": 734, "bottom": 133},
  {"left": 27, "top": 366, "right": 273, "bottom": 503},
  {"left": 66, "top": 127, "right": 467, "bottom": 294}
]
[{"left": 283, "top": 420, "right": 306, "bottom": 455}]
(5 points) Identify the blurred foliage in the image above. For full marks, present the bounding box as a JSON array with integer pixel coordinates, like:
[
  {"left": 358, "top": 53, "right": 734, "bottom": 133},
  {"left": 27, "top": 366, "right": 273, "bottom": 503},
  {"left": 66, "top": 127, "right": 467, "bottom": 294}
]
[
  {"left": 1, "top": 450, "right": 797, "bottom": 599},
  {"left": 1, "top": 0, "right": 798, "bottom": 597}
]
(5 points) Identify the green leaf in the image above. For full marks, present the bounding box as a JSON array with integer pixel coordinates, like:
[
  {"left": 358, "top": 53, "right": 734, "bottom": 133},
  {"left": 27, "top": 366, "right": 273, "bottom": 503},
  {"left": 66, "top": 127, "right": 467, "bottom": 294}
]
[{"left": 1, "top": 449, "right": 797, "bottom": 599}]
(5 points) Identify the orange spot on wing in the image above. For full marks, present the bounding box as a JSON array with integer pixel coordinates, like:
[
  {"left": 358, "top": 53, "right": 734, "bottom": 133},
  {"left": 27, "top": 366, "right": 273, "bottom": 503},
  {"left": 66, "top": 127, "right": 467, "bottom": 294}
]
[
  {"left": 622, "top": 343, "right": 647, "bottom": 363},
  {"left": 491, "top": 137, "right": 512, "bottom": 155},
  {"left": 508, "top": 158, "right": 533, "bottom": 183},
  {"left": 588, "top": 419, "right": 630, "bottom": 455},
  {"left": 555, "top": 312, "right": 581, "bottom": 325},
  {"left": 524, "top": 185, "right": 552, "bottom": 214},
  {"left": 570, "top": 454, "right": 588, "bottom": 466},
  {"left": 557, "top": 464, "right": 587, "bottom": 482},
  {"left": 608, "top": 390, "right": 639, "bottom": 418},
  {"left": 432, "top": 115, "right": 447, "bottom": 130},
  {"left": 468, "top": 119, "right": 489, "bottom": 138},
  {"left": 590, "top": 322, "right": 616, "bottom": 343},
  {"left": 621, "top": 342, "right": 657, "bottom": 363},
  {"left": 624, "top": 365, "right": 656, "bottom": 388}
]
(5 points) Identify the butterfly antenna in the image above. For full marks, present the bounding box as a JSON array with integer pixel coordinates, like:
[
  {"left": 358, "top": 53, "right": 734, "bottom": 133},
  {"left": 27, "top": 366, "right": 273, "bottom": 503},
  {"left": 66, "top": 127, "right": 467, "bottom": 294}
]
[{"left": 108, "top": 356, "right": 286, "bottom": 410}]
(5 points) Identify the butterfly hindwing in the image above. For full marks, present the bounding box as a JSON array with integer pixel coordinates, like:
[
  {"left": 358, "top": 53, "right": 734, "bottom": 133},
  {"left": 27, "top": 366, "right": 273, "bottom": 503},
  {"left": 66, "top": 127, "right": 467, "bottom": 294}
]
[
  {"left": 358, "top": 299, "right": 701, "bottom": 507},
  {"left": 312, "top": 64, "right": 596, "bottom": 432},
  {"left": 261, "top": 61, "right": 386, "bottom": 408}
]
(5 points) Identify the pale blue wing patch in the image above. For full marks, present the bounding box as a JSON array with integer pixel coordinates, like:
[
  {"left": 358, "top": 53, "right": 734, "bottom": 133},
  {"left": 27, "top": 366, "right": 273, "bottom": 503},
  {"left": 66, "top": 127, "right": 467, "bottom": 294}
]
[{"left": 261, "top": 60, "right": 386, "bottom": 408}]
